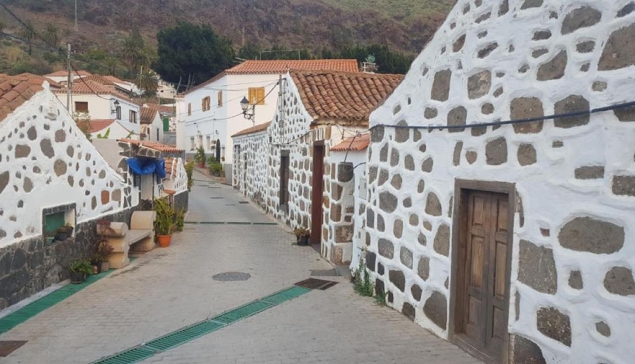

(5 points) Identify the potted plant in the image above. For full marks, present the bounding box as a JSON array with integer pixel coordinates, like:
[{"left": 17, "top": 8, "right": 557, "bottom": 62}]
[
  {"left": 91, "top": 240, "right": 114, "bottom": 273},
  {"left": 55, "top": 224, "right": 74, "bottom": 241},
  {"left": 69, "top": 259, "right": 93, "bottom": 284},
  {"left": 154, "top": 198, "right": 175, "bottom": 247},
  {"left": 194, "top": 146, "right": 206, "bottom": 168},
  {"left": 293, "top": 227, "right": 311, "bottom": 246}
]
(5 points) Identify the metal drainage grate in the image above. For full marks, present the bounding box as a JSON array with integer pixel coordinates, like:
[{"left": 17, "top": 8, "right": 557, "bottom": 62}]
[
  {"left": 0, "top": 341, "right": 27, "bottom": 357},
  {"left": 239, "top": 201, "right": 249, "bottom": 204},
  {"left": 294, "top": 278, "right": 338, "bottom": 290},
  {"left": 92, "top": 286, "right": 311, "bottom": 364},
  {"left": 212, "top": 272, "right": 251, "bottom": 281},
  {"left": 213, "top": 301, "right": 273, "bottom": 324},
  {"left": 145, "top": 321, "right": 224, "bottom": 351},
  {"left": 209, "top": 197, "right": 223, "bottom": 199},
  {"left": 94, "top": 346, "right": 156, "bottom": 364}
]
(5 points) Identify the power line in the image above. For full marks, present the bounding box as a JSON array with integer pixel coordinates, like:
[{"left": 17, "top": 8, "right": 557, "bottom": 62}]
[
  {"left": 370, "top": 100, "right": 635, "bottom": 132},
  {"left": 70, "top": 62, "right": 112, "bottom": 100}
]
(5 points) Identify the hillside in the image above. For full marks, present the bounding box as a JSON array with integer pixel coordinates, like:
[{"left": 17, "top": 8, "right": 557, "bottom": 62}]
[{"left": 2, "top": 0, "right": 453, "bottom": 52}]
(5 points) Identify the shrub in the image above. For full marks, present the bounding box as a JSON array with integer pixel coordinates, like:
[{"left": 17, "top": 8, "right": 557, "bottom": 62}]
[{"left": 185, "top": 161, "right": 194, "bottom": 191}]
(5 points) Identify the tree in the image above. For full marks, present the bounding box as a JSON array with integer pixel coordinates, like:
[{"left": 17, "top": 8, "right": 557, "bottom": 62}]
[
  {"left": 137, "top": 70, "right": 159, "bottom": 96},
  {"left": 42, "top": 23, "right": 60, "bottom": 47},
  {"left": 154, "top": 21, "right": 235, "bottom": 86}
]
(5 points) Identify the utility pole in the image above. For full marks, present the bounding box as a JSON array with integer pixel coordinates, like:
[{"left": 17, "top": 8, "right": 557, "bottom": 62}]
[
  {"left": 66, "top": 44, "right": 72, "bottom": 111},
  {"left": 74, "top": 0, "right": 78, "bottom": 32}
]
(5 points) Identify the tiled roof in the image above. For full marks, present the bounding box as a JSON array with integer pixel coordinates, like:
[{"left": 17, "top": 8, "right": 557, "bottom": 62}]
[
  {"left": 0, "top": 75, "right": 46, "bottom": 122},
  {"left": 183, "top": 59, "right": 360, "bottom": 95},
  {"left": 145, "top": 103, "right": 174, "bottom": 115},
  {"left": 88, "top": 119, "right": 116, "bottom": 133},
  {"left": 3, "top": 73, "right": 63, "bottom": 89},
  {"left": 290, "top": 70, "right": 404, "bottom": 125},
  {"left": 228, "top": 60, "right": 359, "bottom": 74},
  {"left": 330, "top": 133, "right": 370, "bottom": 151},
  {"left": 119, "top": 139, "right": 183, "bottom": 153},
  {"left": 81, "top": 74, "right": 116, "bottom": 86},
  {"left": 232, "top": 122, "right": 271, "bottom": 138},
  {"left": 141, "top": 106, "right": 158, "bottom": 125},
  {"left": 53, "top": 80, "right": 136, "bottom": 104},
  {"left": 104, "top": 75, "right": 127, "bottom": 84},
  {"left": 46, "top": 70, "right": 92, "bottom": 77}
]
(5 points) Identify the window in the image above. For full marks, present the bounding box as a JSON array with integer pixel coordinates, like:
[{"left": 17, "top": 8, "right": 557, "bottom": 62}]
[
  {"left": 198, "top": 135, "right": 203, "bottom": 150},
  {"left": 190, "top": 137, "right": 195, "bottom": 150},
  {"left": 188, "top": 103, "right": 192, "bottom": 116},
  {"left": 130, "top": 110, "right": 137, "bottom": 124},
  {"left": 202, "top": 96, "right": 211, "bottom": 111},
  {"left": 217, "top": 91, "right": 223, "bottom": 107},
  {"left": 75, "top": 101, "right": 88, "bottom": 113},
  {"left": 116, "top": 106, "right": 121, "bottom": 120},
  {"left": 206, "top": 135, "right": 211, "bottom": 151},
  {"left": 156, "top": 128, "right": 160, "bottom": 141},
  {"left": 248, "top": 87, "right": 265, "bottom": 105}
]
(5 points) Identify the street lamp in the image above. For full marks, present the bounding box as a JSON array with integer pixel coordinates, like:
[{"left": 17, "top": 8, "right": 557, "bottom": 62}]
[{"left": 240, "top": 96, "right": 255, "bottom": 125}]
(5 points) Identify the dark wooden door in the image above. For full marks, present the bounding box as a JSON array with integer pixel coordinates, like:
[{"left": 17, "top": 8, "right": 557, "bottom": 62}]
[
  {"left": 460, "top": 190, "right": 509, "bottom": 361},
  {"left": 310, "top": 144, "right": 325, "bottom": 245},
  {"left": 280, "top": 154, "right": 289, "bottom": 210}
]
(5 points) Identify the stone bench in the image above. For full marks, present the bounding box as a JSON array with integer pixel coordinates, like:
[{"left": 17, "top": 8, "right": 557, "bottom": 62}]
[{"left": 103, "top": 211, "right": 156, "bottom": 269}]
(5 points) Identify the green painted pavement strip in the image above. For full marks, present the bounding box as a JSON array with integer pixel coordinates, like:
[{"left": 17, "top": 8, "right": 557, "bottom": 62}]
[
  {"left": 0, "top": 270, "right": 113, "bottom": 335},
  {"left": 92, "top": 286, "right": 311, "bottom": 364}
]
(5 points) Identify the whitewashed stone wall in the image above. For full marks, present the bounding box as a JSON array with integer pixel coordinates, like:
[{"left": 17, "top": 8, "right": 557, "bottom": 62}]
[
  {"left": 232, "top": 131, "right": 269, "bottom": 208},
  {"left": 164, "top": 157, "right": 188, "bottom": 194},
  {"left": 364, "top": 1, "right": 635, "bottom": 362},
  {"left": 323, "top": 149, "right": 367, "bottom": 264},
  {"left": 0, "top": 87, "right": 134, "bottom": 248}
]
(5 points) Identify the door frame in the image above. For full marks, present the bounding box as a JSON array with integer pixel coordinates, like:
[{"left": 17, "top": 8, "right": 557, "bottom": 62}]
[
  {"left": 449, "top": 179, "right": 516, "bottom": 364},
  {"left": 310, "top": 140, "right": 325, "bottom": 245}
]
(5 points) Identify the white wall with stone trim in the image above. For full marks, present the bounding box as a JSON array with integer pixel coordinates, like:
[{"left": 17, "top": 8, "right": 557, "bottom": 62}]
[
  {"left": 364, "top": 0, "right": 635, "bottom": 363},
  {"left": 0, "top": 86, "right": 136, "bottom": 248},
  {"left": 232, "top": 131, "right": 269, "bottom": 208}
]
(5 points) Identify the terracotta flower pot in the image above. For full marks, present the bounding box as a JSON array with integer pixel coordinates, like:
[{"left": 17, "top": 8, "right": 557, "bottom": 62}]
[{"left": 157, "top": 235, "right": 172, "bottom": 248}]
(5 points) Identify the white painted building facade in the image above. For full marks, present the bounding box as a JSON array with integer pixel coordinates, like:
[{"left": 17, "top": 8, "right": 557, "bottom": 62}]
[
  {"left": 176, "top": 60, "right": 361, "bottom": 169},
  {"left": 360, "top": 1, "right": 635, "bottom": 363}
]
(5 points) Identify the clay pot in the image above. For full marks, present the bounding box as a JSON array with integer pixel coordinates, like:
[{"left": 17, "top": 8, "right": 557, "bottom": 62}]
[{"left": 157, "top": 235, "right": 172, "bottom": 248}]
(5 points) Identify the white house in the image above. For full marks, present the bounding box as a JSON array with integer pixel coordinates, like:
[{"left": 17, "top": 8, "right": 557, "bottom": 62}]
[
  {"left": 53, "top": 79, "right": 141, "bottom": 139},
  {"left": 157, "top": 79, "right": 177, "bottom": 100},
  {"left": 141, "top": 106, "right": 165, "bottom": 142},
  {"left": 0, "top": 74, "right": 138, "bottom": 309},
  {"left": 175, "top": 59, "right": 360, "bottom": 169}
]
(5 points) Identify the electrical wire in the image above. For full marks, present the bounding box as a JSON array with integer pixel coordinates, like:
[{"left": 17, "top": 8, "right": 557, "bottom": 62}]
[
  {"left": 70, "top": 62, "right": 113, "bottom": 101},
  {"left": 369, "top": 100, "right": 635, "bottom": 132}
]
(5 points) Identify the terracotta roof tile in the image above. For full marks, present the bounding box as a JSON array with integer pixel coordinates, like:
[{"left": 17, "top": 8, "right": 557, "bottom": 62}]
[
  {"left": 145, "top": 103, "right": 175, "bottom": 115},
  {"left": 290, "top": 70, "right": 403, "bottom": 125},
  {"left": 119, "top": 139, "right": 183, "bottom": 153},
  {"left": 232, "top": 122, "right": 271, "bottom": 138},
  {"left": 88, "top": 119, "right": 116, "bottom": 133},
  {"left": 183, "top": 59, "right": 360, "bottom": 95},
  {"left": 0, "top": 76, "right": 46, "bottom": 123},
  {"left": 53, "top": 80, "right": 136, "bottom": 104},
  {"left": 330, "top": 133, "right": 370, "bottom": 151},
  {"left": 81, "top": 74, "right": 116, "bottom": 86},
  {"left": 228, "top": 60, "right": 359, "bottom": 74},
  {"left": 46, "top": 70, "right": 92, "bottom": 77},
  {"left": 140, "top": 106, "right": 158, "bottom": 125}
]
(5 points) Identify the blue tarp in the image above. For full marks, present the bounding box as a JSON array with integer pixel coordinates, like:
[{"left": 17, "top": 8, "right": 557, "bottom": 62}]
[{"left": 126, "top": 158, "right": 166, "bottom": 179}]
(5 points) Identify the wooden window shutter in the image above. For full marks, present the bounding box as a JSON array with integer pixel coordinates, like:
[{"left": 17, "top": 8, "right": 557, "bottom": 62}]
[
  {"left": 218, "top": 91, "right": 223, "bottom": 107},
  {"left": 188, "top": 103, "right": 192, "bottom": 116}
]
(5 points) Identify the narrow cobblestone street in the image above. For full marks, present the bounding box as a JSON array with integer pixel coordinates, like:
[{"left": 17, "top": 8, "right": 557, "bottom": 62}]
[{"left": 0, "top": 171, "right": 480, "bottom": 364}]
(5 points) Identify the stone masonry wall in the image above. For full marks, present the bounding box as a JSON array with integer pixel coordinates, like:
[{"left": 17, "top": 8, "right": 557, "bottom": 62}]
[
  {"left": 0, "top": 87, "right": 134, "bottom": 248},
  {"left": 232, "top": 131, "right": 269, "bottom": 208},
  {"left": 364, "top": 1, "right": 635, "bottom": 363},
  {"left": 0, "top": 206, "right": 136, "bottom": 309},
  {"left": 323, "top": 150, "right": 366, "bottom": 265}
]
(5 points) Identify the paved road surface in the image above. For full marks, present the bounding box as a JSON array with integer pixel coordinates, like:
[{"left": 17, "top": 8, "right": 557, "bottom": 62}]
[{"left": 0, "top": 171, "right": 480, "bottom": 364}]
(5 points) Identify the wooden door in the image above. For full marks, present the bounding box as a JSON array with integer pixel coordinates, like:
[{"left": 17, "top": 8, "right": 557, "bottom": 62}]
[
  {"left": 310, "top": 144, "right": 324, "bottom": 245},
  {"left": 280, "top": 153, "right": 289, "bottom": 210},
  {"left": 459, "top": 190, "right": 510, "bottom": 362}
]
